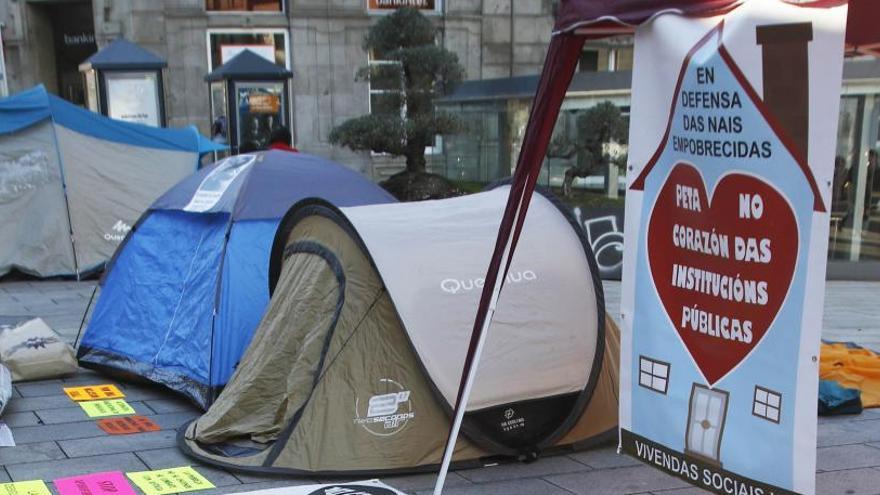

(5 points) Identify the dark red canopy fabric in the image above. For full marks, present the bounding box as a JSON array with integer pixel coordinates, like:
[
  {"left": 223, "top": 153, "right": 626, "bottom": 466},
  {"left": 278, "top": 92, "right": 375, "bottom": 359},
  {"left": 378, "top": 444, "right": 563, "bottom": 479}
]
[
  {"left": 440, "top": 0, "right": 877, "bottom": 477},
  {"left": 553, "top": 0, "right": 879, "bottom": 54}
]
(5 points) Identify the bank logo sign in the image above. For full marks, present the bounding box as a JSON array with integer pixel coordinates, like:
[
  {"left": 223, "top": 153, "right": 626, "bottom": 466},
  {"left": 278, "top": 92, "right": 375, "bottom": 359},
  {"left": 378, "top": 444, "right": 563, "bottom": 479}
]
[{"left": 354, "top": 379, "right": 414, "bottom": 437}]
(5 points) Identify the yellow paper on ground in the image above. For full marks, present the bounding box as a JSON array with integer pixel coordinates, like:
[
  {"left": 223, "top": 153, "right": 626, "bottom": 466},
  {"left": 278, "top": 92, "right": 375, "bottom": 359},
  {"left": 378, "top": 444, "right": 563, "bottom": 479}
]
[
  {"left": 126, "top": 467, "right": 214, "bottom": 495},
  {"left": 64, "top": 384, "right": 125, "bottom": 401},
  {"left": 79, "top": 399, "right": 135, "bottom": 418},
  {"left": 0, "top": 480, "right": 52, "bottom": 495}
]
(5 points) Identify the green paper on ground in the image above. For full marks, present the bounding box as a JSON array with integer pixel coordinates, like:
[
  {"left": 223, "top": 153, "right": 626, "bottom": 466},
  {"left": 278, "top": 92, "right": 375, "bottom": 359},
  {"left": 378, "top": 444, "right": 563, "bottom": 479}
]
[
  {"left": 0, "top": 480, "right": 52, "bottom": 495},
  {"left": 126, "top": 467, "right": 214, "bottom": 495},
  {"left": 79, "top": 399, "right": 136, "bottom": 418}
]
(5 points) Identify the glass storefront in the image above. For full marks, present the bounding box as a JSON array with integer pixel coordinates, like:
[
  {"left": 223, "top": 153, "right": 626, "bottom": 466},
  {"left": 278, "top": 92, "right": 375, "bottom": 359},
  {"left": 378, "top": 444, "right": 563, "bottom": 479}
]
[
  {"left": 435, "top": 75, "right": 880, "bottom": 277},
  {"left": 832, "top": 93, "right": 880, "bottom": 262}
]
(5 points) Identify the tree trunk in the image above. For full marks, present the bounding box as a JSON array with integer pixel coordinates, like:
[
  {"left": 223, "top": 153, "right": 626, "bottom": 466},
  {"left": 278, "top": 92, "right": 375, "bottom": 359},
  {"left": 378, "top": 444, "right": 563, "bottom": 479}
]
[{"left": 405, "top": 141, "right": 427, "bottom": 173}]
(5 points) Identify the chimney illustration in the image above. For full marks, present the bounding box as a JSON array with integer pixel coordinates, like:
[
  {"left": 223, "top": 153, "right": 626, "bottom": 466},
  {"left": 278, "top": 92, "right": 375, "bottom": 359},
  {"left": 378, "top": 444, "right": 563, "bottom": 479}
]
[{"left": 756, "top": 23, "right": 813, "bottom": 162}]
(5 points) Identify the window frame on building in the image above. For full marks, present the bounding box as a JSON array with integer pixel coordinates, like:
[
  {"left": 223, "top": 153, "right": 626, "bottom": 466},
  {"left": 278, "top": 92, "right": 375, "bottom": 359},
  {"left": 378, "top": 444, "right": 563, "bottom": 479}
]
[
  {"left": 638, "top": 355, "right": 670, "bottom": 394},
  {"left": 205, "top": 0, "right": 285, "bottom": 13},
  {"left": 205, "top": 28, "right": 291, "bottom": 72},
  {"left": 752, "top": 386, "right": 782, "bottom": 424},
  {"left": 366, "top": 51, "right": 443, "bottom": 155}
]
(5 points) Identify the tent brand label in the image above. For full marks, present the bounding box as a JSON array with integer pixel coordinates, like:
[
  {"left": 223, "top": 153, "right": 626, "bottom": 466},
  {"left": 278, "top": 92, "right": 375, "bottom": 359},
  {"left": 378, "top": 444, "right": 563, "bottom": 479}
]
[
  {"left": 79, "top": 399, "right": 135, "bottom": 418},
  {"left": 0, "top": 481, "right": 52, "bottom": 495},
  {"left": 54, "top": 471, "right": 136, "bottom": 495},
  {"left": 64, "top": 384, "right": 125, "bottom": 401},
  {"left": 126, "top": 467, "right": 214, "bottom": 495},
  {"left": 354, "top": 379, "right": 414, "bottom": 436},
  {"left": 647, "top": 163, "right": 798, "bottom": 385},
  {"left": 500, "top": 407, "right": 525, "bottom": 433},
  {"left": 97, "top": 415, "right": 160, "bottom": 435},
  {"left": 104, "top": 220, "right": 131, "bottom": 243},
  {"left": 440, "top": 270, "right": 537, "bottom": 295}
]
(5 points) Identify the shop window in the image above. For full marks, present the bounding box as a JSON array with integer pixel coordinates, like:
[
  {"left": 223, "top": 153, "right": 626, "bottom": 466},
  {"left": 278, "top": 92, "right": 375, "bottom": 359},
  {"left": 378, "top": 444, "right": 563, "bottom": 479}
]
[
  {"left": 206, "top": 0, "right": 282, "bottom": 12},
  {"left": 638, "top": 356, "right": 670, "bottom": 394},
  {"left": 753, "top": 386, "right": 782, "bottom": 423},
  {"left": 579, "top": 50, "right": 599, "bottom": 72}
]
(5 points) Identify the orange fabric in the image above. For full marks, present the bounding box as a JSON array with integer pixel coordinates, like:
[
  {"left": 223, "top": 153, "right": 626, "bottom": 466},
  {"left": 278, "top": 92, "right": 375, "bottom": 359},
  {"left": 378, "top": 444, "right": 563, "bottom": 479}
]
[{"left": 820, "top": 343, "right": 880, "bottom": 408}]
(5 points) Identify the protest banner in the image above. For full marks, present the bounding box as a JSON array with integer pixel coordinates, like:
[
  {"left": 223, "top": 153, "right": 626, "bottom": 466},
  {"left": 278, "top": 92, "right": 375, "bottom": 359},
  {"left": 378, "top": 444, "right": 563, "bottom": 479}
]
[{"left": 619, "top": 2, "right": 847, "bottom": 494}]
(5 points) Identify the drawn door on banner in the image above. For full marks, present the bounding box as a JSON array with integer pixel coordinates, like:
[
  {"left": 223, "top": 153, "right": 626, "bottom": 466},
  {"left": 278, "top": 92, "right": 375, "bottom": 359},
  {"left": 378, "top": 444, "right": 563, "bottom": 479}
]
[{"left": 619, "top": 3, "right": 847, "bottom": 495}]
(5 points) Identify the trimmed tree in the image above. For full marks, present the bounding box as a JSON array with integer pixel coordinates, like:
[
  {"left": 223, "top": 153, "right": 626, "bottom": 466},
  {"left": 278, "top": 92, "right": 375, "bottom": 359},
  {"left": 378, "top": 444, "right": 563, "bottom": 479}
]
[
  {"left": 548, "top": 102, "right": 628, "bottom": 197},
  {"left": 329, "top": 7, "right": 465, "bottom": 201}
]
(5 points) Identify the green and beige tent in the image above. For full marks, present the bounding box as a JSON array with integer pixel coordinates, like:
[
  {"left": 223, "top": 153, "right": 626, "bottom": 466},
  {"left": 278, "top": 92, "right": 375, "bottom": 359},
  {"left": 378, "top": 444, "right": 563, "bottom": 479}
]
[{"left": 179, "top": 186, "right": 618, "bottom": 475}]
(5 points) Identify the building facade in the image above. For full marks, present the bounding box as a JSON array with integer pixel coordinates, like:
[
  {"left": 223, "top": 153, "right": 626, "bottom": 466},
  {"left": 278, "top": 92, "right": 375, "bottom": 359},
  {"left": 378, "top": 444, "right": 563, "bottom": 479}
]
[{"left": 0, "top": 0, "right": 564, "bottom": 177}]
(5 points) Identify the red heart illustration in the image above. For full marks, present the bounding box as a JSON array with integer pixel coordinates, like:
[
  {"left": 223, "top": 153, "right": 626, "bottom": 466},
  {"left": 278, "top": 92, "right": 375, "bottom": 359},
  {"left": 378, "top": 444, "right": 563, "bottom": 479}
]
[{"left": 647, "top": 163, "right": 798, "bottom": 385}]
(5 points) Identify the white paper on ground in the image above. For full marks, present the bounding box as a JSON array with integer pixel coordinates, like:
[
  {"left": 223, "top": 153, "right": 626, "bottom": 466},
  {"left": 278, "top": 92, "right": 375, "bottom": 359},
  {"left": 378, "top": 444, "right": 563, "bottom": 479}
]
[
  {"left": 232, "top": 479, "right": 407, "bottom": 495},
  {"left": 0, "top": 422, "right": 15, "bottom": 447}
]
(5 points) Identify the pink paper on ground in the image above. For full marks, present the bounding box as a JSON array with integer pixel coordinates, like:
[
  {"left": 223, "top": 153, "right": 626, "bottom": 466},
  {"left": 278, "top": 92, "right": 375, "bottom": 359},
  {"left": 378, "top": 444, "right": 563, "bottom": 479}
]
[{"left": 54, "top": 471, "right": 137, "bottom": 495}]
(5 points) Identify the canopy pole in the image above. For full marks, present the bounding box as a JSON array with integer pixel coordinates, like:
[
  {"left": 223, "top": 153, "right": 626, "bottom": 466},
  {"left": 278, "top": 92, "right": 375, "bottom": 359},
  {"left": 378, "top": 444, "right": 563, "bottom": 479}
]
[
  {"left": 432, "top": 289, "right": 499, "bottom": 495},
  {"left": 431, "top": 33, "right": 584, "bottom": 495}
]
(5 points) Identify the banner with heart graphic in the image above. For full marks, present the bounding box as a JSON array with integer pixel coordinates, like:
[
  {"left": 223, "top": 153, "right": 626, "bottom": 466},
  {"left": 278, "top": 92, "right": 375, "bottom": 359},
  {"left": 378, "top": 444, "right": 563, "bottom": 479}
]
[{"left": 618, "top": 2, "right": 847, "bottom": 495}]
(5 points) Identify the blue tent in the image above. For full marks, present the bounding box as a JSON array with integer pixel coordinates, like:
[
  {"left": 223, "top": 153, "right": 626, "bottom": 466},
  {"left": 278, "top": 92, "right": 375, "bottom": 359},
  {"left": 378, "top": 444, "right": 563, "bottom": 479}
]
[
  {"left": 78, "top": 150, "right": 395, "bottom": 408},
  {"left": 0, "top": 85, "right": 223, "bottom": 277}
]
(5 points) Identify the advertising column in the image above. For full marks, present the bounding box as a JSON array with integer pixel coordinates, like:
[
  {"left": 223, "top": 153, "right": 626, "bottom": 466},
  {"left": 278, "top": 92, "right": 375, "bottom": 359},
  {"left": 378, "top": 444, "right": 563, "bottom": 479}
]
[{"left": 619, "top": 2, "right": 847, "bottom": 494}]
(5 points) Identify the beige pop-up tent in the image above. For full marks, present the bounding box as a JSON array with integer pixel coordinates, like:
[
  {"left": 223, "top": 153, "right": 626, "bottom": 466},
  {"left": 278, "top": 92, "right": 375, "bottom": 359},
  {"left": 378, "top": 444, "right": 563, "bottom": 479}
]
[{"left": 179, "top": 186, "right": 618, "bottom": 475}]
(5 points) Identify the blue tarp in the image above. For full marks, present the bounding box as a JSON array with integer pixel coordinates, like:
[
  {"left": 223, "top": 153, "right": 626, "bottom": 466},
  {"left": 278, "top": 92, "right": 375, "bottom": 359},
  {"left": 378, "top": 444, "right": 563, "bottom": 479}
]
[
  {"left": 0, "top": 85, "right": 224, "bottom": 154},
  {"left": 78, "top": 150, "right": 395, "bottom": 408}
]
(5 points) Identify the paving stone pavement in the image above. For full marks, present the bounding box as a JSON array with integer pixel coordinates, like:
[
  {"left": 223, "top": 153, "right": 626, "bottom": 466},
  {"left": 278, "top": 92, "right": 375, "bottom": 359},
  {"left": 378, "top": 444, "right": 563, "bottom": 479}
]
[{"left": 0, "top": 280, "right": 877, "bottom": 494}]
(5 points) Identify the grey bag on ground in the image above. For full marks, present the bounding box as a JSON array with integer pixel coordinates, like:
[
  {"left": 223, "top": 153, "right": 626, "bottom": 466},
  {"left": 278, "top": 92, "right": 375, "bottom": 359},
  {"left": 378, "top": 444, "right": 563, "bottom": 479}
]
[{"left": 0, "top": 318, "right": 77, "bottom": 382}]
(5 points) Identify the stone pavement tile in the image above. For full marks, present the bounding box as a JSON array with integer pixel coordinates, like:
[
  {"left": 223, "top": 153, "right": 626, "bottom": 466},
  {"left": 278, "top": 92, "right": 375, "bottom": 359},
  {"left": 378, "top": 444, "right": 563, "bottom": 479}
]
[
  {"left": 5, "top": 453, "right": 148, "bottom": 481},
  {"left": 817, "top": 418, "right": 880, "bottom": 447},
  {"left": 59, "top": 430, "right": 178, "bottom": 458},
  {"left": 133, "top": 448, "right": 243, "bottom": 488},
  {"left": 378, "top": 472, "right": 471, "bottom": 492},
  {"left": 415, "top": 478, "right": 571, "bottom": 495},
  {"left": 569, "top": 446, "right": 641, "bottom": 470},
  {"left": 9, "top": 420, "right": 104, "bottom": 445},
  {"left": 0, "top": 468, "right": 9, "bottom": 482},
  {"left": 9, "top": 411, "right": 197, "bottom": 445},
  {"left": 6, "top": 394, "right": 79, "bottom": 413},
  {"left": 815, "top": 467, "right": 880, "bottom": 495},
  {"left": 34, "top": 401, "right": 151, "bottom": 424},
  {"left": 143, "top": 398, "right": 199, "bottom": 414},
  {"left": 16, "top": 379, "right": 168, "bottom": 402},
  {"left": 14, "top": 380, "right": 65, "bottom": 398},
  {"left": 150, "top": 411, "right": 200, "bottom": 430},
  {"left": 456, "top": 456, "right": 588, "bottom": 483},
  {"left": 651, "top": 487, "right": 710, "bottom": 494},
  {"left": 3, "top": 412, "right": 43, "bottom": 427},
  {"left": 817, "top": 444, "right": 880, "bottom": 472},
  {"left": 546, "top": 464, "right": 691, "bottom": 495},
  {"left": 819, "top": 408, "right": 880, "bottom": 423},
  {"left": 0, "top": 441, "right": 67, "bottom": 465}
]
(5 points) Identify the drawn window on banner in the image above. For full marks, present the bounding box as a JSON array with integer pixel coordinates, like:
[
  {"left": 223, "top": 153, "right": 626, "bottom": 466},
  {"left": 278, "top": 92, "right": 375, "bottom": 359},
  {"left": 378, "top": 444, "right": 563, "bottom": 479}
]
[
  {"left": 685, "top": 384, "right": 728, "bottom": 466},
  {"left": 752, "top": 386, "right": 782, "bottom": 423},
  {"left": 638, "top": 356, "right": 669, "bottom": 394},
  {"left": 183, "top": 154, "right": 255, "bottom": 212}
]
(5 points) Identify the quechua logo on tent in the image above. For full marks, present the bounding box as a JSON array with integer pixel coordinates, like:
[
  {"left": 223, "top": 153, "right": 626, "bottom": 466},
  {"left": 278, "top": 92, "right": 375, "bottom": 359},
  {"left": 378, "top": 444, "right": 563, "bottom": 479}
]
[
  {"left": 104, "top": 220, "right": 131, "bottom": 243},
  {"left": 439, "top": 269, "right": 537, "bottom": 295},
  {"left": 353, "top": 379, "right": 414, "bottom": 437}
]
